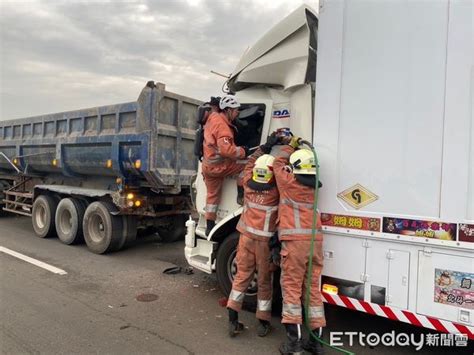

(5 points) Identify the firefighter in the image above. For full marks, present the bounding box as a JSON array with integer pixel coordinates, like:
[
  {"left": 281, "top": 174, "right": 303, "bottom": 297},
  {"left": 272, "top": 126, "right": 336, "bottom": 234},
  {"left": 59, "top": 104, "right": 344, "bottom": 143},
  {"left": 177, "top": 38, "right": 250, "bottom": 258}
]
[
  {"left": 202, "top": 95, "right": 249, "bottom": 235},
  {"left": 273, "top": 137, "right": 325, "bottom": 355},
  {"left": 226, "top": 134, "right": 280, "bottom": 338}
]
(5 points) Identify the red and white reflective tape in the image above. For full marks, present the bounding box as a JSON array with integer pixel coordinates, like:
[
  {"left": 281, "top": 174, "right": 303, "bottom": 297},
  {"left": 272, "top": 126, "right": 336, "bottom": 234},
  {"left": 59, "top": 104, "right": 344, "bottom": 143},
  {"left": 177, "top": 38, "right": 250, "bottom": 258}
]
[{"left": 322, "top": 292, "right": 474, "bottom": 340}]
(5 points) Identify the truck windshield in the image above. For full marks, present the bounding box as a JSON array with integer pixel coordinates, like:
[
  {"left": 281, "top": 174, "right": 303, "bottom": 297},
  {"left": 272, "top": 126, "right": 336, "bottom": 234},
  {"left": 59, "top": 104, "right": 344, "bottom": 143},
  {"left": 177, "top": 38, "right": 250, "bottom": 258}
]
[{"left": 234, "top": 104, "right": 265, "bottom": 149}]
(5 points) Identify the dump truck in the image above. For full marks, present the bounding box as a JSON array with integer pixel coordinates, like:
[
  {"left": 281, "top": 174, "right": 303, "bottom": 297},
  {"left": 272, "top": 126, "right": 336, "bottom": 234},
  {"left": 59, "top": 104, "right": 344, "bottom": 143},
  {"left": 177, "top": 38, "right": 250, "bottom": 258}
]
[
  {"left": 185, "top": 1, "right": 474, "bottom": 339},
  {"left": 0, "top": 81, "right": 200, "bottom": 253}
]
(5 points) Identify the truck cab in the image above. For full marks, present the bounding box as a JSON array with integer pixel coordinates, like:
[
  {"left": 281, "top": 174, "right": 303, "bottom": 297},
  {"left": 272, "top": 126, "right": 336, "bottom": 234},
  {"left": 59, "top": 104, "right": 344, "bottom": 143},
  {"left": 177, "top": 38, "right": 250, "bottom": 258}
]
[{"left": 185, "top": 4, "right": 318, "bottom": 302}]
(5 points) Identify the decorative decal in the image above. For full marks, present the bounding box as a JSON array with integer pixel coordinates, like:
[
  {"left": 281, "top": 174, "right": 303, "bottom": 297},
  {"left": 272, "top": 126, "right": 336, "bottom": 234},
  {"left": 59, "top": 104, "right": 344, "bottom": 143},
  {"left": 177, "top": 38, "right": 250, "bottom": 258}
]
[
  {"left": 321, "top": 213, "right": 380, "bottom": 232},
  {"left": 434, "top": 269, "right": 474, "bottom": 309},
  {"left": 382, "top": 217, "right": 456, "bottom": 241},
  {"left": 459, "top": 223, "right": 474, "bottom": 244}
]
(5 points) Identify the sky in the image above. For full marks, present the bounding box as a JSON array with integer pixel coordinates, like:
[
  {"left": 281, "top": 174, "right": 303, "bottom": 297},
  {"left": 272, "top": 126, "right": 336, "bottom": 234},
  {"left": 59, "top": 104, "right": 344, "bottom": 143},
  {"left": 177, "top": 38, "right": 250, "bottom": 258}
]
[{"left": 0, "top": 0, "right": 317, "bottom": 121}]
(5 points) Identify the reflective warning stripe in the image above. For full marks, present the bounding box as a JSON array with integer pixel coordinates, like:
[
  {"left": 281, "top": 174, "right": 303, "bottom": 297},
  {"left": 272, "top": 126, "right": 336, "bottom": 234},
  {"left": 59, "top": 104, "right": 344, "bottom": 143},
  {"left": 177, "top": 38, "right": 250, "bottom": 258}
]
[
  {"left": 238, "top": 220, "right": 274, "bottom": 237},
  {"left": 235, "top": 147, "right": 243, "bottom": 159},
  {"left": 257, "top": 299, "right": 272, "bottom": 312},
  {"left": 279, "top": 228, "right": 314, "bottom": 235},
  {"left": 322, "top": 293, "right": 474, "bottom": 340},
  {"left": 309, "top": 305, "right": 325, "bottom": 318},
  {"left": 246, "top": 201, "right": 278, "bottom": 212},
  {"left": 204, "top": 156, "right": 224, "bottom": 164},
  {"left": 283, "top": 303, "right": 302, "bottom": 317},
  {"left": 239, "top": 201, "right": 278, "bottom": 237},
  {"left": 205, "top": 204, "right": 218, "bottom": 213},
  {"left": 229, "top": 289, "right": 245, "bottom": 303},
  {"left": 280, "top": 198, "right": 313, "bottom": 209},
  {"left": 280, "top": 198, "right": 314, "bottom": 231}
]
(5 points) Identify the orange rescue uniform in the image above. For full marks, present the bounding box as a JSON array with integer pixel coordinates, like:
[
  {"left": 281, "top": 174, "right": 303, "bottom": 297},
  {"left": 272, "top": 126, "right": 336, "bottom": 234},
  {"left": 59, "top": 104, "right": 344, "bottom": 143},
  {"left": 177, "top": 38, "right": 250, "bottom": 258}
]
[
  {"left": 226, "top": 148, "right": 279, "bottom": 321},
  {"left": 202, "top": 112, "right": 246, "bottom": 221},
  {"left": 273, "top": 145, "right": 326, "bottom": 330}
]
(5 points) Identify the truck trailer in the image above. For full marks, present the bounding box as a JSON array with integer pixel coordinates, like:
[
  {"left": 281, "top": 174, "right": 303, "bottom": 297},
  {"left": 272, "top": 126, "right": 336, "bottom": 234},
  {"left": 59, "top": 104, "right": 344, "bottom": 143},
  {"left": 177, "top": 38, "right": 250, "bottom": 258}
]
[
  {"left": 185, "top": 1, "right": 474, "bottom": 339},
  {"left": 0, "top": 81, "right": 200, "bottom": 253}
]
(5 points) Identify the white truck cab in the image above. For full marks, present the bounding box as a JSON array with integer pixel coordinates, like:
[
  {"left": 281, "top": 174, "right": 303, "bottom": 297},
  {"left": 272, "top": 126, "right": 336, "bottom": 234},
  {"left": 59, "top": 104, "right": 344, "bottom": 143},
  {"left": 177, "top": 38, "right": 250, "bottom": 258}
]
[{"left": 185, "top": 1, "right": 474, "bottom": 339}]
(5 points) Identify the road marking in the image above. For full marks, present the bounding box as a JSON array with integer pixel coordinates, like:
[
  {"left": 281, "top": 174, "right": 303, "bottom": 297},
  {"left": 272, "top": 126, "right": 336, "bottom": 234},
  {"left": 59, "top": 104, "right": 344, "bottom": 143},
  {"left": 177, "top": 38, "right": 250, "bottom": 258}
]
[{"left": 0, "top": 246, "right": 67, "bottom": 275}]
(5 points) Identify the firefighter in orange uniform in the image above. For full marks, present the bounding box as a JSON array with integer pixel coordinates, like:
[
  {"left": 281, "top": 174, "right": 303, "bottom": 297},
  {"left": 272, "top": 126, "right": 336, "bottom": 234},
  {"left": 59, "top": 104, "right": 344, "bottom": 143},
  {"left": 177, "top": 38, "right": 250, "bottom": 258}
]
[
  {"left": 226, "top": 134, "right": 280, "bottom": 338},
  {"left": 202, "top": 95, "right": 248, "bottom": 235},
  {"left": 273, "top": 137, "right": 325, "bottom": 355}
]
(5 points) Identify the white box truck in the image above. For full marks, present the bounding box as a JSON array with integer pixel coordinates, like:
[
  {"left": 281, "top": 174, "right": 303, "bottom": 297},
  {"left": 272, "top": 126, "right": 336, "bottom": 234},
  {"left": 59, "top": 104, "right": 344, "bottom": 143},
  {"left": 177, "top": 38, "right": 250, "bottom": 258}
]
[{"left": 185, "top": 1, "right": 473, "bottom": 339}]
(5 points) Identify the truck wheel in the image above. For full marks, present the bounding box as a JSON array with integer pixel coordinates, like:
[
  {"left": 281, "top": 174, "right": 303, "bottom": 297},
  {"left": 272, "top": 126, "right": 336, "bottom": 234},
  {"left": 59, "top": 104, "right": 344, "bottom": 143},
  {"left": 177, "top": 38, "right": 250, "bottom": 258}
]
[
  {"left": 32, "top": 195, "right": 59, "bottom": 238},
  {"left": 55, "top": 198, "right": 86, "bottom": 245},
  {"left": 83, "top": 201, "right": 123, "bottom": 254},
  {"left": 156, "top": 214, "right": 186, "bottom": 243},
  {"left": 215, "top": 232, "right": 258, "bottom": 311},
  {"left": 117, "top": 215, "right": 137, "bottom": 250}
]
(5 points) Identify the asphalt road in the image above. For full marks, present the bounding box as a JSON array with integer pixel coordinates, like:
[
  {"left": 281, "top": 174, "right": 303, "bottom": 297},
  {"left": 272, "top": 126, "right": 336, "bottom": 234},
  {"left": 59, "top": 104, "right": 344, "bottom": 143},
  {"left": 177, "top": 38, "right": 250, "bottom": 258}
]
[{"left": 0, "top": 214, "right": 472, "bottom": 355}]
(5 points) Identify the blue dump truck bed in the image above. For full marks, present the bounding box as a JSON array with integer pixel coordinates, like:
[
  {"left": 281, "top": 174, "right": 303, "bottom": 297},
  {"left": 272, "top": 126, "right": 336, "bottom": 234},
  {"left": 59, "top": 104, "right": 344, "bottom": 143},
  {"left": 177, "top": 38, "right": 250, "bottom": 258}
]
[{"left": 0, "top": 82, "right": 200, "bottom": 193}]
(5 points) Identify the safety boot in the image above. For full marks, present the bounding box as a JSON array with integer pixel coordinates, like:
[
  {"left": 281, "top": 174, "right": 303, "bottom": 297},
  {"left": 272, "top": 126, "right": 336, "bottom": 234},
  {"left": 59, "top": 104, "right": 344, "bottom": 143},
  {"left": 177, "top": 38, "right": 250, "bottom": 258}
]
[
  {"left": 279, "top": 324, "right": 303, "bottom": 354},
  {"left": 228, "top": 308, "right": 244, "bottom": 338},
  {"left": 206, "top": 220, "right": 215, "bottom": 236},
  {"left": 257, "top": 319, "right": 272, "bottom": 337},
  {"left": 303, "top": 329, "right": 324, "bottom": 355}
]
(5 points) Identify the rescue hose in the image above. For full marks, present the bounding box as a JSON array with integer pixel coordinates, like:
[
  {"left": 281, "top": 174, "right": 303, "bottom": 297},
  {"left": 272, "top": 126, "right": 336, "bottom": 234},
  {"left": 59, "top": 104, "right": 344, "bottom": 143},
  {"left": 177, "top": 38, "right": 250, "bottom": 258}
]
[{"left": 300, "top": 139, "right": 355, "bottom": 355}]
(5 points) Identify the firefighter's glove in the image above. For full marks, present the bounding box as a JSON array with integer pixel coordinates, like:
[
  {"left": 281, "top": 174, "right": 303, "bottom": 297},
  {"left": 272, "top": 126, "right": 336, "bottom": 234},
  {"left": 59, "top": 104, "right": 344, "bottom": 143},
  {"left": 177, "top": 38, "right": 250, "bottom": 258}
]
[
  {"left": 289, "top": 136, "right": 302, "bottom": 148},
  {"left": 260, "top": 133, "right": 279, "bottom": 154}
]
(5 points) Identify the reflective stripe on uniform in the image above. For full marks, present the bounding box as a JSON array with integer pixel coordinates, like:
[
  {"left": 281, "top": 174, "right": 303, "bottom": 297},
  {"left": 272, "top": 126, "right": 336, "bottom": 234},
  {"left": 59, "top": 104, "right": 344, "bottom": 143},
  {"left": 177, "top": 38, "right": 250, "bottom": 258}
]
[
  {"left": 205, "top": 204, "right": 218, "bottom": 213},
  {"left": 309, "top": 305, "right": 325, "bottom": 319},
  {"left": 204, "top": 156, "right": 224, "bottom": 164},
  {"left": 280, "top": 198, "right": 313, "bottom": 231},
  {"left": 279, "top": 228, "right": 314, "bottom": 235},
  {"left": 235, "top": 147, "right": 242, "bottom": 159},
  {"left": 229, "top": 289, "right": 245, "bottom": 303},
  {"left": 257, "top": 299, "right": 272, "bottom": 312},
  {"left": 282, "top": 303, "right": 302, "bottom": 317},
  {"left": 238, "top": 220, "right": 274, "bottom": 237},
  {"left": 246, "top": 201, "right": 278, "bottom": 212},
  {"left": 280, "top": 198, "right": 314, "bottom": 209}
]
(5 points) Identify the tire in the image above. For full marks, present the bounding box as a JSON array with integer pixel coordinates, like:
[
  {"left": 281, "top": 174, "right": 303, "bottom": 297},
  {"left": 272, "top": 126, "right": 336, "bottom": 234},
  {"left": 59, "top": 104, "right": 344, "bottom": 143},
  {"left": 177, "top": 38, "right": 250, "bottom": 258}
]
[
  {"left": 32, "top": 195, "right": 58, "bottom": 238},
  {"left": 156, "top": 214, "right": 186, "bottom": 243},
  {"left": 117, "top": 215, "right": 137, "bottom": 250},
  {"left": 55, "top": 198, "right": 86, "bottom": 245},
  {"left": 83, "top": 201, "right": 123, "bottom": 254},
  {"left": 215, "top": 232, "right": 257, "bottom": 311}
]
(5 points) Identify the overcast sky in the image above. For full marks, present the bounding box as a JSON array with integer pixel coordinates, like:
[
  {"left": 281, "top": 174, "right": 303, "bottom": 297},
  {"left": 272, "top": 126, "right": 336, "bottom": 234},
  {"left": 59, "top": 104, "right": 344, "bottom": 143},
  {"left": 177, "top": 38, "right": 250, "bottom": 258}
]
[{"left": 0, "top": 0, "right": 317, "bottom": 121}]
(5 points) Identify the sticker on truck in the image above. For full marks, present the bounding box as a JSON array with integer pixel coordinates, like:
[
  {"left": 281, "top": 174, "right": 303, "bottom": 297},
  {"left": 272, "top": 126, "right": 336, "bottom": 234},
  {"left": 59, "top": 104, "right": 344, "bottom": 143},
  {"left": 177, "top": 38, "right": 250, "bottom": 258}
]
[
  {"left": 434, "top": 269, "right": 474, "bottom": 309},
  {"left": 272, "top": 103, "right": 291, "bottom": 119},
  {"left": 459, "top": 223, "right": 474, "bottom": 243},
  {"left": 337, "top": 184, "right": 378, "bottom": 209},
  {"left": 382, "top": 217, "right": 457, "bottom": 241},
  {"left": 321, "top": 213, "right": 380, "bottom": 232}
]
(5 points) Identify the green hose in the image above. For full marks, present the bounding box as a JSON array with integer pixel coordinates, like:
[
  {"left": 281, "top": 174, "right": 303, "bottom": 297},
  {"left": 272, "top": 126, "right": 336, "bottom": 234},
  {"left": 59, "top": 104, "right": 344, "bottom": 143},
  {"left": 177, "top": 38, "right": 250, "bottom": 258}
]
[{"left": 300, "top": 140, "right": 355, "bottom": 355}]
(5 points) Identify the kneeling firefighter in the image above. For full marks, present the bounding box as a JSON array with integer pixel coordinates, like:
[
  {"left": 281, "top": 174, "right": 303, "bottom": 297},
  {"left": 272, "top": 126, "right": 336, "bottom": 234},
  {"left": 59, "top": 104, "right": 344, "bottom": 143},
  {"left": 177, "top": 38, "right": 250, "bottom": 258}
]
[
  {"left": 273, "top": 137, "right": 325, "bottom": 355},
  {"left": 226, "top": 134, "right": 280, "bottom": 337}
]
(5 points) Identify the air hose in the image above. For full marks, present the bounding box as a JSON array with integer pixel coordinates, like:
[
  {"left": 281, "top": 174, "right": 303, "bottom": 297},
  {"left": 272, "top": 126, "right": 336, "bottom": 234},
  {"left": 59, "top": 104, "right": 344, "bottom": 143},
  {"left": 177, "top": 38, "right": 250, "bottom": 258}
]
[{"left": 300, "top": 140, "right": 355, "bottom": 355}]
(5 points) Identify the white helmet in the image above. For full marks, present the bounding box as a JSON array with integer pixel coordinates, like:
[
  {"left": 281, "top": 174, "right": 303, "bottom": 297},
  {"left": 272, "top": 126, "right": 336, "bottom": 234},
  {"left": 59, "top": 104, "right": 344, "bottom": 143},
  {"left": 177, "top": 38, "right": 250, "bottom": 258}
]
[
  {"left": 252, "top": 154, "right": 275, "bottom": 183},
  {"left": 219, "top": 94, "right": 240, "bottom": 110},
  {"left": 289, "top": 149, "right": 316, "bottom": 175}
]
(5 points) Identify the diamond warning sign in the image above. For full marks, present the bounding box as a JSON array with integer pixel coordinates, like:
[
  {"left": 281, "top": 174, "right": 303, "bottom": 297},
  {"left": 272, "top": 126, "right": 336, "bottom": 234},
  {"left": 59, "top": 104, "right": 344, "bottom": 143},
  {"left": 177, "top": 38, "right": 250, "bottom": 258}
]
[{"left": 338, "top": 184, "right": 378, "bottom": 209}]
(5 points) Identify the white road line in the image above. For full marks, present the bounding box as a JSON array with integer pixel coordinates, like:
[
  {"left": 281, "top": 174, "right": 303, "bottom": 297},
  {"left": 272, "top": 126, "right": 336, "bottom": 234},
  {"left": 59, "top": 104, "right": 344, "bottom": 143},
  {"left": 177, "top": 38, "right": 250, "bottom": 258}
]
[{"left": 0, "top": 246, "right": 67, "bottom": 275}]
